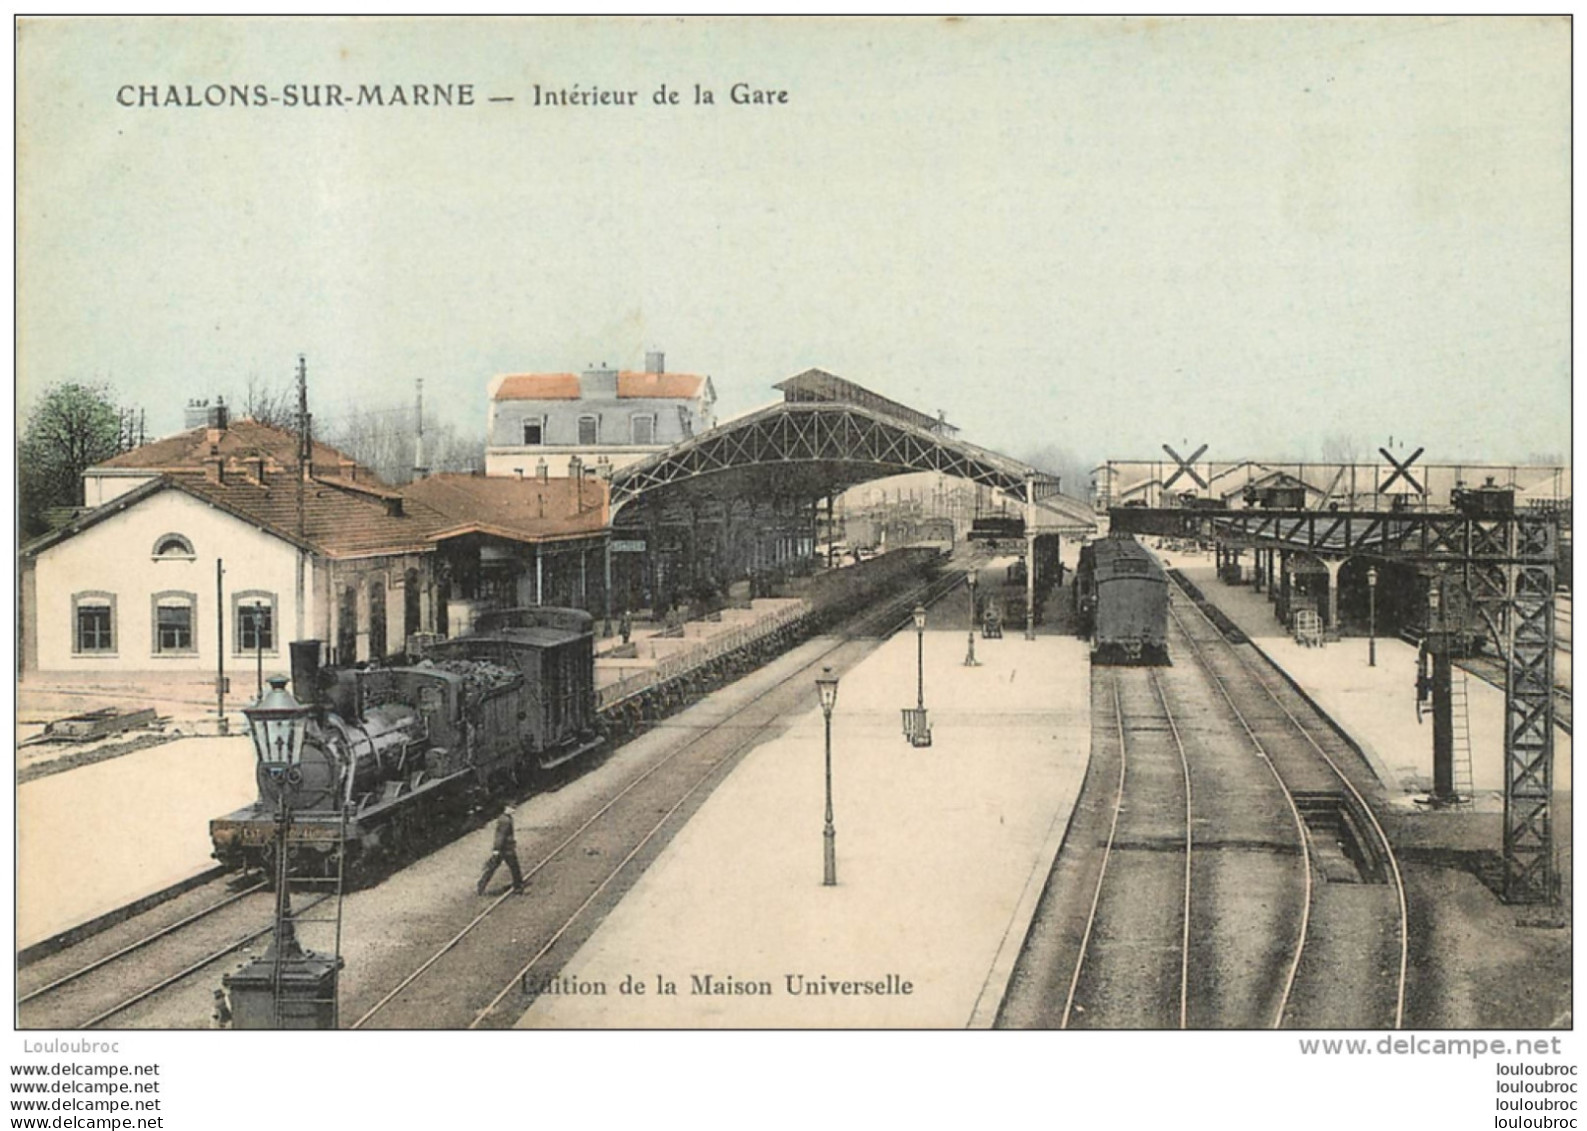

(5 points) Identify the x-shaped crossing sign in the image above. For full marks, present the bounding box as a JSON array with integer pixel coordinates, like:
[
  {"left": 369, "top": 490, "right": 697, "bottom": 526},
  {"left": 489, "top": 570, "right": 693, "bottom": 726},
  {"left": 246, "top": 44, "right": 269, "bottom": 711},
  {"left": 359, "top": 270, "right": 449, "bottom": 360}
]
[
  {"left": 1162, "top": 443, "right": 1208, "bottom": 491},
  {"left": 1379, "top": 446, "right": 1425, "bottom": 494}
]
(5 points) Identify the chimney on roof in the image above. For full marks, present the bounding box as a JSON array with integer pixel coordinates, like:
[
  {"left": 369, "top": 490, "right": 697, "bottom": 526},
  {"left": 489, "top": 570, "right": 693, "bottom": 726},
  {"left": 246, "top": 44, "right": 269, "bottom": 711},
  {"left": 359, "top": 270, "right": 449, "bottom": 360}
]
[
  {"left": 338, "top": 457, "right": 357, "bottom": 482},
  {"left": 645, "top": 350, "right": 665, "bottom": 375},
  {"left": 203, "top": 456, "right": 225, "bottom": 485},
  {"left": 205, "top": 400, "right": 230, "bottom": 446},
  {"left": 581, "top": 364, "right": 618, "bottom": 398},
  {"left": 185, "top": 398, "right": 211, "bottom": 430},
  {"left": 249, "top": 457, "right": 267, "bottom": 485}
]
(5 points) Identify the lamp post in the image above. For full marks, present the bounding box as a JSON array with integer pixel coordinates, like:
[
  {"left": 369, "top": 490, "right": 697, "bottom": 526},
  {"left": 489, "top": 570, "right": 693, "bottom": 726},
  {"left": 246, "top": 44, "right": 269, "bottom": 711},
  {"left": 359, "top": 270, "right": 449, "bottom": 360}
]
[
  {"left": 816, "top": 667, "right": 839, "bottom": 886},
  {"left": 902, "top": 604, "right": 932, "bottom": 747},
  {"left": 225, "top": 676, "right": 341, "bottom": 1029},
  {"left": 253, "top": 600, "right": 266, "bottom": 697},
  {"left": 1367, "top": 566, "right": 1378, "bottom": 668},
  {"left": 964, "top": 572, "right": 980, "bottom": 667},
  {"left": 914, "top": 604, "right": 927, "bottom": 709}
]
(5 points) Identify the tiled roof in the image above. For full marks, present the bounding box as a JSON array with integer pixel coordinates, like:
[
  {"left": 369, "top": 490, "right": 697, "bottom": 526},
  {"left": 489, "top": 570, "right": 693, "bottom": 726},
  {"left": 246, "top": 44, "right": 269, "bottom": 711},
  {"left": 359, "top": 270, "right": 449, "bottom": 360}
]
[
  {"left": 21, "top": 471, "right": 447, "bottom": 561},
  {"left": 93, "top": 419, "right": 382, "bottom": 484},
  {"left": 615, "top": 371, "right": 708, "bottom": 400},
  {"left": 402, "top": 474, "right": 609, "bottom": 544},
  {"left": 173, "top": 472, "right": 450, "bottom": 557},
  {"left": 491, "top": 371, "right": 709, "bottom": 401},
  {"left": 492, "top": 374, "right": 582, "bottom": 400}
]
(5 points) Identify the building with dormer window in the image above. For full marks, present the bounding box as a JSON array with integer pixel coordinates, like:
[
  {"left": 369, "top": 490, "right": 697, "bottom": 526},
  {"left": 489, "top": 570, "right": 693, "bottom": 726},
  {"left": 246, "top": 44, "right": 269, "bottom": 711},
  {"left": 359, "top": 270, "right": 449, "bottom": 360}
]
[{"left": 484, "top": 351, "right": 715, "bottom": 480}]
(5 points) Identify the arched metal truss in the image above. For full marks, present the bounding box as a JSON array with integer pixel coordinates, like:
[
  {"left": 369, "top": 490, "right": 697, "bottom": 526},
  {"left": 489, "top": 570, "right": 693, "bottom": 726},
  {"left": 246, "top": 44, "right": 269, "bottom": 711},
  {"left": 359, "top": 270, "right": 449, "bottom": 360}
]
[{"left": 608, "top": 401, "right": 1093, "bottom": 526}]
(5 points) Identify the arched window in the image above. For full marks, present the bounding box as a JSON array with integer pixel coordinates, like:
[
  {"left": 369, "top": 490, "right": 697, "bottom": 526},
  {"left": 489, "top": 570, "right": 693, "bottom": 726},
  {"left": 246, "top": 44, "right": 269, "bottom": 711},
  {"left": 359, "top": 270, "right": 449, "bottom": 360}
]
[{"left": 152, "top": 533, "right": 196, "bottom": 559}]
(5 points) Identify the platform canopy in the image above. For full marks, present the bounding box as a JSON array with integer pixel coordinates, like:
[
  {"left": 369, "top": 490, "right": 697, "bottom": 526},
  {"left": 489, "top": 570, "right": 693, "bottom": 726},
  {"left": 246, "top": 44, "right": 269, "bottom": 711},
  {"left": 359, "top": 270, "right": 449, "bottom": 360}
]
[{"left": 608, "top": 399, "right": 1095, "bottom": 531}]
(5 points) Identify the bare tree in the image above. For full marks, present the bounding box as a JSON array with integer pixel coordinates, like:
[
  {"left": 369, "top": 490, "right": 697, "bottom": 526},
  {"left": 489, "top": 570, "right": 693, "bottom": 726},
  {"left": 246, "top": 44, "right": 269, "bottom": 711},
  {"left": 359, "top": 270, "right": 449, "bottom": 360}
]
[
  {"left": 427, "top": 418, "right": 485, "bottom": 475},
  {"left": 1017, "top": 442, "right": 1098, "bottom": 502},
  {"left": 241, "top": 373, "right": 298, "bottom": 429},
  {"left": 1319, "top": 432, "right": 1362, "bottom": 466}
]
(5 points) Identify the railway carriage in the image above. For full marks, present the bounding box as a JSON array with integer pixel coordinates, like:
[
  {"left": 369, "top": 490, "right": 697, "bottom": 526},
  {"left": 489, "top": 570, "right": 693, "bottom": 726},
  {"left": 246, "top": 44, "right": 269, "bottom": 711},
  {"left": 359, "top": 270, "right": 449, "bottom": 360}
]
[{"left": 1074, "top": 535, "right": 1170, "bottom": 665}]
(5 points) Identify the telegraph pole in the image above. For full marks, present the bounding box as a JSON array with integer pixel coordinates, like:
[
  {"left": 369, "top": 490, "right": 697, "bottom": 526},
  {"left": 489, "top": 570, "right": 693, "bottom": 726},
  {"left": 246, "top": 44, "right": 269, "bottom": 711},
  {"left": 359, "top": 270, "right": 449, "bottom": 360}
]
[{"left": 295, "top": 355, "right": 308, "bottom": 639}]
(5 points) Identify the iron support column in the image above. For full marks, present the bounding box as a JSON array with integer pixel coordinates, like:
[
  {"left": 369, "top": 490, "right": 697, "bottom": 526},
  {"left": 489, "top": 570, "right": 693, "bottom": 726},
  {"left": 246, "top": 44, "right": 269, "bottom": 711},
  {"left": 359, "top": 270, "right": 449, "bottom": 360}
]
[
  {"left": 604, "top": 538, "right": 613, "bottom": 636},
  {"left": 1024, "top": 474, "right": 1036, "bottom": 640}
]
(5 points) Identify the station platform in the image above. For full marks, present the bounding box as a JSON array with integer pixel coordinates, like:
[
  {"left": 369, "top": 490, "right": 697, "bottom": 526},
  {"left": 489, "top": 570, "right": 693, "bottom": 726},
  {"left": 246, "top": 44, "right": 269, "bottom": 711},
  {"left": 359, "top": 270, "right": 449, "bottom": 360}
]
[
  {"left": 518, "top": 620, "right": 1091, "bottom": 1029},
  {"left": 16, "top": 732, "right": 256, "bottom": 949},
  {"left": 594, "top": 598, "right": 806, "bottom": 691},
  {"left": 1171, "top": 554, "right": 1572, "bottom": 809},
  {"left": 14, "top": 598, "right": 810, "bottom": 953}
]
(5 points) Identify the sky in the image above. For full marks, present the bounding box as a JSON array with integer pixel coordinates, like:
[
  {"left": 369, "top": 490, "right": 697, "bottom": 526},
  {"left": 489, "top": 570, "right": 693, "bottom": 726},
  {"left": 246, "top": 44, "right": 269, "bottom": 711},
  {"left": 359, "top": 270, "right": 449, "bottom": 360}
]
[{"left": 16, "top": 16, "right": 1572, "bottom": 471}]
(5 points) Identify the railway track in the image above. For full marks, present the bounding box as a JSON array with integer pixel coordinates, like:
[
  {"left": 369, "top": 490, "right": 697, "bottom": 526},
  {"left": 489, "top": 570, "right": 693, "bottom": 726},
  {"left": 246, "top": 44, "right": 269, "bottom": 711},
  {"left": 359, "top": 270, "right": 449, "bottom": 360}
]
[
  {"left": 1060, "top": 656, "right": 1315, "bottom": 1028},
  {"left": 16, "top": 876, "right": 334, "bottom": 1029},
  {"left": 20, "top": 562, "right": 961, "bottom": 1031},
  {"left": 347, "top": 569, "right": 964, "bottom": 1030},
  {"left": 1168, "top": 587, "right": 1407, "bottom": 1029},
  {"left": 1059, "top": 671, "right": 1192, "bottom": 1027},
  {"left": 1012, "top": 583, "right": 1407, "bottom": 1030}
]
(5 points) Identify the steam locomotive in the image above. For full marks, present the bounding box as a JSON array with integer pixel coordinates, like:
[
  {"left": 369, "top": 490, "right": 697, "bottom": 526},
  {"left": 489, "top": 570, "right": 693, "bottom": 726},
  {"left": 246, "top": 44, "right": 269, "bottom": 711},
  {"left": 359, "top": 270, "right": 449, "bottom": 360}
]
[{"left": 209, "top": 607, "right": 601, "bottom": 880}]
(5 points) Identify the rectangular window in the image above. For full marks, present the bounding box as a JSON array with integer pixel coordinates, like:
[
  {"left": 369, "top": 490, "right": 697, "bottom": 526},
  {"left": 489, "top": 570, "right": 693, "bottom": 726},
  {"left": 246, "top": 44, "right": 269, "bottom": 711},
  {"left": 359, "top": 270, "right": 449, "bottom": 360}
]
[
  {"left": 578, "top": 415, "right": 599, "bottom": 445},
  {"left": 76, "top": 603, "right": 113, "bottom": 652},
  {"left": 522, "top": 418, "right": 544, "bottom": 445},
  {"left": 155, "top": 599, "right": 194, "bottom": 653},
  {"left": 238, "top": 602, "right": 274, "bottom": 652},
  {"left": 631, "top": 414, "right": 655, "bottom": 445}
]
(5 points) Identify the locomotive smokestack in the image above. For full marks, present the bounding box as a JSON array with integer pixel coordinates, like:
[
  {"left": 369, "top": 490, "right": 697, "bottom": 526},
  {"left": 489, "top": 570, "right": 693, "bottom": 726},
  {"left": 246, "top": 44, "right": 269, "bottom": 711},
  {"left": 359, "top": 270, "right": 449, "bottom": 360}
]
[{"left": 290, "top": 639, "right": 323, "bottom": 704}]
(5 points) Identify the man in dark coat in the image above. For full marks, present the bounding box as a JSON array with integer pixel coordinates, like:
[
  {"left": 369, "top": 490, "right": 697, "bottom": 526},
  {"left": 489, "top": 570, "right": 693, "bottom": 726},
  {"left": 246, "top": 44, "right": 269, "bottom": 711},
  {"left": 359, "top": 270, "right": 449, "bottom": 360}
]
[{"left": 477, "top": 804, "right": 524, "bottom": 895}]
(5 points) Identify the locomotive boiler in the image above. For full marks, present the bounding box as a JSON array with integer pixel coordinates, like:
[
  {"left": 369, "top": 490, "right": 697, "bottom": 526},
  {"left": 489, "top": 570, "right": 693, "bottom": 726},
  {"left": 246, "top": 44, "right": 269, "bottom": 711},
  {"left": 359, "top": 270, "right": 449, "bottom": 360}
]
[{"left": 210, "top": 607, "right": 601, "bottom": 879}]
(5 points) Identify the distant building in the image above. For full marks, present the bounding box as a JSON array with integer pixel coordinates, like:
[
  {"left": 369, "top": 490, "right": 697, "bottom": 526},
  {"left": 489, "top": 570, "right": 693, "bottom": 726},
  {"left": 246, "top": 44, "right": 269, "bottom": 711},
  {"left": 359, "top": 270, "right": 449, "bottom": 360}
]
[{"left": 485, "top": 351, "right": 716, "bottom": 479}]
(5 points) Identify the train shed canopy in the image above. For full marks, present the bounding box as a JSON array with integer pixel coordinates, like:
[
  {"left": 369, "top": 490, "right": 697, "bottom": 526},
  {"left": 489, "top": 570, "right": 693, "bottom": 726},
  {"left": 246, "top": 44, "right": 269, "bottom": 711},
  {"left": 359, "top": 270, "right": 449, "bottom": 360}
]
[
  {"left": 609, "top": 396, "right": 1095, "bottom": 532},
  {"left": 774, "top": 368, "right": 958, "bottom": 437}
]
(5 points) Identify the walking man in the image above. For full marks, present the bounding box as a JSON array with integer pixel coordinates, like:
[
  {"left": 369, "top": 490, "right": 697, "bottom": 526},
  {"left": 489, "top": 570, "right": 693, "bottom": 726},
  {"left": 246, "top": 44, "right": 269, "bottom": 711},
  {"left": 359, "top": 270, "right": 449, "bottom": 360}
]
[
  {"left": 477, "top": 804, "right": 524, "bottom": 895},
  {"left": 211, "top": 987, "right": 232, "bottom": 1029}
]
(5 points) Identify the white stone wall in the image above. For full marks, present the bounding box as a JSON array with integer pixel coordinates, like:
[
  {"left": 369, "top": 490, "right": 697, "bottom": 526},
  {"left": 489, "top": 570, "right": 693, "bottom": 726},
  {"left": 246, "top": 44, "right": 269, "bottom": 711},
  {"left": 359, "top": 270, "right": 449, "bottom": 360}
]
[
  {"left": 484, "top": 445, "right": 657, "bottom": 479},
  {"left": 30, "top": 490, "right": 315, "bottom": 672},
  {"left": 82, "top": 471, "right": 158, "bottom": 507}
]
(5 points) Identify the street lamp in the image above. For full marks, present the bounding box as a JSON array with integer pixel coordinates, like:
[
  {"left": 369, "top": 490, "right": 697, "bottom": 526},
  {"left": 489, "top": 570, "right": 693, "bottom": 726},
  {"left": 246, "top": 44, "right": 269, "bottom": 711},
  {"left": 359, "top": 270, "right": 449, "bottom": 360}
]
[
  {"left": 964, "top": 571, "right": 980, "bottom": 667},
  {"left": 816, "top": 667, "right": 839, "bottom": 886},
  {"left": 1367, "top": 566, "right": 1378, "bottom": 668},
  {"left": 253, "top": 600, "right": 267, "bottom": 697},
  {"left": 225, "top": 676, "right": 341, "bottom": 1028},
  {"left": 902, "top": 604, "right": 932, "bottom": 747}
]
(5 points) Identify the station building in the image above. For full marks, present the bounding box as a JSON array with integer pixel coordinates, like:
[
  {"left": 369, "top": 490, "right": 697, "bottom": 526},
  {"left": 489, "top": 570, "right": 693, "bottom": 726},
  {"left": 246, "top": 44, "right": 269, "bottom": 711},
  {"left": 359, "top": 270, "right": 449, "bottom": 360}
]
[{"left": 19, "top": 411, "right": 613, "bottom": 678}]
